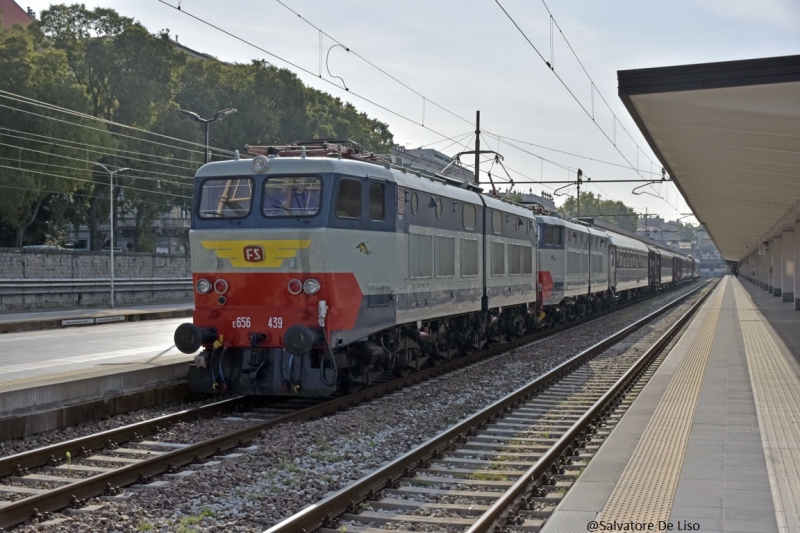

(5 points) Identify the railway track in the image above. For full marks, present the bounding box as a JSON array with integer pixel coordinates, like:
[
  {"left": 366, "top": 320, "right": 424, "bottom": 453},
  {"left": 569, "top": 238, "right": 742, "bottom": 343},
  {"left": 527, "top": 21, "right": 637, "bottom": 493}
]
[
  {"left": 0, "top": 281, "right": 708, "bottom": 531},
  {"left": 265, "top": 280, "right": 716, "bottom": 533}
]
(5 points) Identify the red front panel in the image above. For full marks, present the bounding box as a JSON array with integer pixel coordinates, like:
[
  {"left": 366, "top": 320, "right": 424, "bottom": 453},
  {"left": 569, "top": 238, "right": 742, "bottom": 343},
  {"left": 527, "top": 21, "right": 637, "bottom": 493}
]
[{"left": 192, "top": 272, "right": 363, "bottom": 347}]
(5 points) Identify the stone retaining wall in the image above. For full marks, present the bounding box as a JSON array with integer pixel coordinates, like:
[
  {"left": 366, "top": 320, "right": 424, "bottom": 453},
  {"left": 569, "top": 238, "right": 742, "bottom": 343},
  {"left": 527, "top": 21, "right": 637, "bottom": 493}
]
[{"left": 0, "top": 249, "right": 192, "bottom": 311}]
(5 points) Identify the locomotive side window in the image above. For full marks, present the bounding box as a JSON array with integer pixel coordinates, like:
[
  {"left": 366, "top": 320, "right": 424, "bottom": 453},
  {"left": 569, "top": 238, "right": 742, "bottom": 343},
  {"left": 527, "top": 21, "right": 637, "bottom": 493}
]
[
  {"left": 410, "top": 192, "right": 419, "bottom": 214},
  {"left": 491, "top": 241, "right": 505, "bottom": 275},
  {"left": 461, "top": 238, "right": 479, "bottom": 276},
  {"left": 434, "top": 196, "right": 443, "bottom": 218},
  {"left": 369, "top": 182, "right": 385, "bottom": 221},
  {"left": 567, "top": 251, "right": 580, "bottom": 274},
  {"left": 522, "top": 245, "right": 533, "bottom": 274},
  {"left": 198, "top": 177, "right": 253, "bottom": 219},
  {"left": 492, "top": 210, "right": 503, "bottom": 234},
  {"left": 509, "top": 244, "right": 523, "bottom": 275},
  {"left": 262, "top": 176, "right": 321, "bottom": 217},
  {"left": 410, "top": 233, "right": 433, "bottom": 278},
  {"left": 336, "top": 178, "right": 362, "bottom": 218},
  {"left": 463, "top": 204, "right": 476, "bottom": 230},
  {"left": 434, "top": 236, "right": 456, "bottom": 277}
]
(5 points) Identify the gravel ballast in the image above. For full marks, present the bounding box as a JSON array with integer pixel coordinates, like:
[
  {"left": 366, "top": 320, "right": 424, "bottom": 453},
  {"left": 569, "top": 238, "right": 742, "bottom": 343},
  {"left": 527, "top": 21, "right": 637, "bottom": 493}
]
[{"left": 10, "top": 282, "right": 708, "bottom": 532}]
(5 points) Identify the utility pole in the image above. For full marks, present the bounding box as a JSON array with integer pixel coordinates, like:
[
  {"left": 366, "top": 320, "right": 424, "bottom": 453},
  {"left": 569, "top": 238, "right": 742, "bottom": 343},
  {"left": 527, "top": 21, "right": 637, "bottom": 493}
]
[
  {"left": 576, "top": 168, "right": 583, "bottom": 217},
  {"left": 474, "top": 110, "right": 480, "bottom": 187},
  {"left": 95, "top": 163, "right": 129, "bottom": 309}
]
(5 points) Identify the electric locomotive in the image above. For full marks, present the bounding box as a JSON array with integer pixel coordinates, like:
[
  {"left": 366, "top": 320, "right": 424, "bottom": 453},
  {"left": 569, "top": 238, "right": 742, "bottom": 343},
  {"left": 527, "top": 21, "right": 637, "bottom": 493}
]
[{"left": 174, "top": 141, "right": 540, "bottom": 396}]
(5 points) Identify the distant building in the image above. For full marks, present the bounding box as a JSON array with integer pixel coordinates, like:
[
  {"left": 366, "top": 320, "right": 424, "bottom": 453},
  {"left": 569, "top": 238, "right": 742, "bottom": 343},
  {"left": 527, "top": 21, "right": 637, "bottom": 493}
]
[
  {"left": 389, "top": 145, "right": 474, "bottom": 182},
  {"left": 172, "top": 38, "right": 224, "bottom": 63},
  {"left": 386, "top": 145, "right": 557, "bottom": 211},
  {"left": 517, "top": 190, "right": 556, "bottom": 211},
  {"left": 0, "top": 0, "right": 34, "bottom": 29},
  {"left": 68, "top": 205, "right": 191, "bottom": 254}
]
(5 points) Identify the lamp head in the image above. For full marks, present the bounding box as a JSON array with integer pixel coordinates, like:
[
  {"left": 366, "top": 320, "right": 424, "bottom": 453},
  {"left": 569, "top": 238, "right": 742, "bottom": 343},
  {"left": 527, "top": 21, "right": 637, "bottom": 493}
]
[
  {"left": 177, "top": 109, "right": 201, "bottom": 121},
  {"left": 214, "top": 108, "right": 237, "bottom": 121}
]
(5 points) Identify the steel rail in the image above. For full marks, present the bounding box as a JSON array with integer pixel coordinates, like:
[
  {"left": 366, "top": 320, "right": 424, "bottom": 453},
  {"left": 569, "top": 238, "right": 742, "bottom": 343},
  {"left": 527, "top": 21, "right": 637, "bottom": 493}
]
[
  {"left": 0, "top": 280, "right": 705, "bottom": 530},
  {"left": 264, "top": 280, "right": 714, "bottom": 533},
  {"left": 466, "top": 280, "right": 717, "bottom": 532},
  {"left": 0, "top": 397, "right": 248, "bottom": 478}
]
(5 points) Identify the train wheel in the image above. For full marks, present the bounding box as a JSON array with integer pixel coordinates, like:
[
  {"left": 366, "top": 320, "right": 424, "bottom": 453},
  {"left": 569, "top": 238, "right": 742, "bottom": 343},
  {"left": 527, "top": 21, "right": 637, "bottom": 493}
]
[
  {"left": 433, "top": 320, "right": 459, "bottom": 362},
  {"left": 393, "top": 334, "right": 423, "bottom": 376},
  {"left": 339, "top": 369, "right": 366, "bottom": 395}
]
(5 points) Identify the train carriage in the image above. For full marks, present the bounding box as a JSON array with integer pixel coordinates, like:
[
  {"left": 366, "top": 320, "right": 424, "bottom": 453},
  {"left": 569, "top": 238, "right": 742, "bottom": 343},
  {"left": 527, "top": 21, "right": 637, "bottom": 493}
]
[
  {"left": 606, "top": 229, "right": 650, "bottom": 298},
  {"left": 658, "top": 248, "right": 676, "bottom": 286},
  {"left": 535, "top": 216, "right": 612, "bottom": 321}
]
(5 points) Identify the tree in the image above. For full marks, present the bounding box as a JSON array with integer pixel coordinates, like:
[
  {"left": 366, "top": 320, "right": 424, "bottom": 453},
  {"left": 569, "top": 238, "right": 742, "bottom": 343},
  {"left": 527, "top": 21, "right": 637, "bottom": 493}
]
[
  {"left": 39, "top": 4, "right": 186, "bottom": 249},
  {"left": 558, "top": 191, "right": 638, "bottom": 232},
  {"left": 5, "top": 5, "right": 396, "bottom": 250},
  {"left": 0, "top": 21, "right": 105, "bottom": 246}
]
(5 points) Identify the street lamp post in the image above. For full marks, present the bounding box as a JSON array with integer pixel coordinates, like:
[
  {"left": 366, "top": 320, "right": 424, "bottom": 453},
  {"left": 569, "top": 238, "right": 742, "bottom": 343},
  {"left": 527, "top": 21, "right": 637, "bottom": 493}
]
[
  {"left": 177, "top": 108, "right": 237, "bottom": 164},
  {"left": 95, "top": 163, "right": 129, "bottom": 309}
]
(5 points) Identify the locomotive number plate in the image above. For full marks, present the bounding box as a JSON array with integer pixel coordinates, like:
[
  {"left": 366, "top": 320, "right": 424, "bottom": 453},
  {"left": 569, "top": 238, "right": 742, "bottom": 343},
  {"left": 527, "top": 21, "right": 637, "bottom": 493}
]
[
  {"left": 232, "top": 317, "right": 251, "bottom": 328},
  {"left": 267, "top": 317, "right": 283, "bottom": 329}
]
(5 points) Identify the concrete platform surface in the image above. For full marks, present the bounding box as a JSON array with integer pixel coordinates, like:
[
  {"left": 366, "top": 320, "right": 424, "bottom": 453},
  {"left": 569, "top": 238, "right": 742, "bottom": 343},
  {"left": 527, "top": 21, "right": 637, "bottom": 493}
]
[
  {"left": 0, "top": 301, "right": 193, "bottom": 333},
  {"left": 542, "top": 276, "right": 800, "bottom": 533}
]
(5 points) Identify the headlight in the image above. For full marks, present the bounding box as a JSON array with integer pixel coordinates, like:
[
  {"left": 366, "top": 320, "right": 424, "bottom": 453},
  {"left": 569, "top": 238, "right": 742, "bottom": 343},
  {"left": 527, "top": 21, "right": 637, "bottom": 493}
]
[
  {"left": 287, "top": 279, "right": 303, "bottom": 295},
  {"left": 252, "top": 155, "right": 268, "bottom": 173},
  {"left": 196, "top": 279, "right": 212, "bottom": 294},
  {"left": 303, "top": 278, "right": 321, "bottom": 295},
  {"left": 214, "top": 279, "right": 229, "bottom": 294}
]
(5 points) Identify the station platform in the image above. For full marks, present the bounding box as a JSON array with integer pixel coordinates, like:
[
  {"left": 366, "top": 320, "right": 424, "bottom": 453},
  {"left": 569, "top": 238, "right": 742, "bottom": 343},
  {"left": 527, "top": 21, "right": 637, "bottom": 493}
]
[
  {"left": 0, "top": 301, "right": 193, "bottom": 333},
  {"left": 0, "top": 303, "right": 195, "bottom": 439},
  {"left": 543, "top": 276, "right": 800, "bottom": 533}
]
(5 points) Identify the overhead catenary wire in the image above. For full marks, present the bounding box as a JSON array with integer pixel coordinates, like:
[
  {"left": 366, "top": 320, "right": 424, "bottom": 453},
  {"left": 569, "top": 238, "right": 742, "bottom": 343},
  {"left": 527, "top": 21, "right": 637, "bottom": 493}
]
[
  {"left": 271, "top": 0, "right": 655, "bottom": 187},
  {"left": 0, "top": 164, "right": 193, "bottom": 200},
  {"left": 492, "top": 0, "right": 689, "bottom": 219},
  {"left": 160, "top": 0, "right": 693, "bottom": 209},
  {"left": 0, "top": 102, "right": 228, "bottom": 162},
  {"left": 271, "top": 0, "right": 683, "bottom": 213},
  {"left": 157, "top": 1, "right": 587, "bottom": 189},
  {"left": 0, "top": 127, "right": 206, "bottom": 170},
  {"left": 0, "top": 183, "right": 192, "bottom": 211},
  {"left": 0, "top": 90, "right": 236, "bottom": 158},
  {"left": 0, "top": 155, "right": 194, "bottom": 192},
  {"left": 493, "top": 0, "right": 655, "bottom": 182},
  {"left": 157, "top": 0, "right": 475, "bottom": 156},
  {"left": 0, "top": 141, "right": 196, "bottom": 187}
]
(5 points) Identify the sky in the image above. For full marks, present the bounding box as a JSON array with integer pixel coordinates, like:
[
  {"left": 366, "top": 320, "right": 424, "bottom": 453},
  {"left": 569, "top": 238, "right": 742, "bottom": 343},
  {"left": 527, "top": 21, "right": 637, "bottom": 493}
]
[{"left": 18, "top": 0, "right": 800, "bottom": 224}]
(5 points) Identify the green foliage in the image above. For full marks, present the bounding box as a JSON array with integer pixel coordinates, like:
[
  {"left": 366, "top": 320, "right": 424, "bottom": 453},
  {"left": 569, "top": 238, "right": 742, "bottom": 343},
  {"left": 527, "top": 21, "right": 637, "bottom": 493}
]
[
  {"left": 558, "top": 191, "right": 638, "bottom": 232},
  {"left": 0, "top": 4, "right": 394, "bottom": 246},
  {"left": 0, "top": 19, "right": 108, "bottom": 246}
]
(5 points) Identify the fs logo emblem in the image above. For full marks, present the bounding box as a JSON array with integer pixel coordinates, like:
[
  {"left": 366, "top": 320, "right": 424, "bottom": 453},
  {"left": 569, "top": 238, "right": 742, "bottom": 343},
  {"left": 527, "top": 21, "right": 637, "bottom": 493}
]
[
  {"left": 202, "top": 240, "right": 310, "bottom": 267},
  {"left": 244, "top": 245, "right": 264, "bottom": 262}
]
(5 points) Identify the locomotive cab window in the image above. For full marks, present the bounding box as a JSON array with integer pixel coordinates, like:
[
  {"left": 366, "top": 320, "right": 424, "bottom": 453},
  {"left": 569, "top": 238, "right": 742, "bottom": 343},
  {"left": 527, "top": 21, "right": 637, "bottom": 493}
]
[
  {"left": 198, "top": 177, "right": 253, "bottom": 219},
  {"left": 262, "top": 176, "right": 321, "bottom": 217},
  {"left": 335, "top": 178, "right": 362, "bottom": 219},
  {"left": 369, "top": 182, "right": 385, "bottom": 221}
]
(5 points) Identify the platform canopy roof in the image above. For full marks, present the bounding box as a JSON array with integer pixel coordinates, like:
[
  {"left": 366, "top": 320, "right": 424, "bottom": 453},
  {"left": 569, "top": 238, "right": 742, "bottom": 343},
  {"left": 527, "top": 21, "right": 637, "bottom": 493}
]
[{"left": 618, "top": 55, "right": 800, "bottom": 262}]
